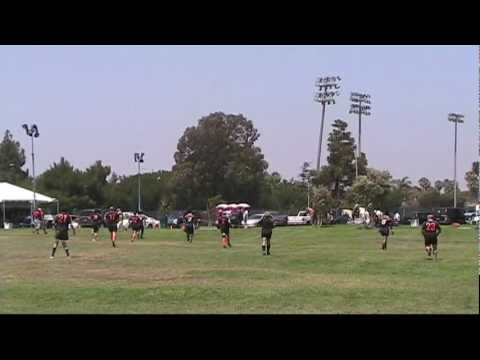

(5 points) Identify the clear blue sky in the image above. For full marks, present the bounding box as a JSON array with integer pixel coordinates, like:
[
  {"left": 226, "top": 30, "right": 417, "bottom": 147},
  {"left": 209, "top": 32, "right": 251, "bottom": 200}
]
[{"left": 0, "top": 45, "right": 477, "bottom": 188}]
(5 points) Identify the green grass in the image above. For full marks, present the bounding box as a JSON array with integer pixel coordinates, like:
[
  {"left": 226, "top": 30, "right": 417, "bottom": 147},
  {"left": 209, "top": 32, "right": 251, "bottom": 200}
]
[{"left": 0, "top": 225, "right": 478, "bottom": 314}]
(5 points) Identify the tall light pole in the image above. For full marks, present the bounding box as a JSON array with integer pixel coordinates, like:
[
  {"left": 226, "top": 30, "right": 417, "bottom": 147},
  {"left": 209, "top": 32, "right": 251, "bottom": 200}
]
[
  {"left": 314, "top": 76, "right": 341, "bottom": 171},
  {"left": 134, "top": 152, "right": 145, "bottom": 212},
  {"left": 22, "top": 124, "right": 39, "bottom": 222},
  {"left": 349, "top": 92, "right": 371, "bottom": 179},
  {"left": 448, "top": 113, "right": 464, "bottom": 208}
]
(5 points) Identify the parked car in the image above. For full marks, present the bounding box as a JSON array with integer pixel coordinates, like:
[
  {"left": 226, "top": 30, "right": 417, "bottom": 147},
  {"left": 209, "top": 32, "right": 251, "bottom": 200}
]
[
  {"left": 464, "top": 206, "right": 479, "bottom": 225},
  {"left": 287, "top": 211, "right": 311, "bottom": 225},
  {"left": 145, "top": 216, "right": 160, "bottom": 229},
  {"left": 245, "top": 213, "right": 265, "bottom": 228},
  {"left": 270, "top": 212, "right": 288, "bottom": 226},
  {"left": 434, "top": 208, "right": 466, "bottom": 225}
]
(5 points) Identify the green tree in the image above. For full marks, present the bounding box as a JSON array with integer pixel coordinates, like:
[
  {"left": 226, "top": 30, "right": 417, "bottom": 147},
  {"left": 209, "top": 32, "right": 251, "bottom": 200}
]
[
  {"left": 36, "top": 157, "right": 85, "bottom": 210},
  {"left": 81, "top": 161, "right": 111, "bottom": 208},
  {"left": 172, "top": 112, "right": 268, "bottom": 209},
  {"left": 465, "top": 161, "right": 479, "bottom": 199},
  {"left": 311, "top": 119, "right": 367, "bottom": 202},
  {"left": 418, "top": 177, "right": 431, "bottom": 192},
  {"left": 311, "top": 185, "right": 335, "bottom": 225},
  {"left": 0, "top": 130, "right": 29, "bottom": 183},
  {"left": 348, "top": 168, "right": 392, "bottom": 209}
]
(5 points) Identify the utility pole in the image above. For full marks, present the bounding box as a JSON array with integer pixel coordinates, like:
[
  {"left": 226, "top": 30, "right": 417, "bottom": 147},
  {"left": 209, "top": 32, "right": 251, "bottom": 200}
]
[
  {"left": 134, "top": 152, "right": 145, "bottom": 212},
  {"left": 349, "top": 92, "right": 371, "bottom": 179},
  {"left": 448, "top": 113, "right": 464, "bottom": 208},
  {"left": 314, "top": 76, "right": 341, "bottom": 171},
  {"left": 22, "top": 124, "right": 40, "bottom": 222}
]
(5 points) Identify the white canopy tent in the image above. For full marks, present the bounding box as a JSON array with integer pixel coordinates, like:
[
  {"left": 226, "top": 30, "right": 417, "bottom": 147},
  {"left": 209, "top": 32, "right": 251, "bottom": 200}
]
[{"left": 0, "top": 182, "right": 57, "bottom": 228}]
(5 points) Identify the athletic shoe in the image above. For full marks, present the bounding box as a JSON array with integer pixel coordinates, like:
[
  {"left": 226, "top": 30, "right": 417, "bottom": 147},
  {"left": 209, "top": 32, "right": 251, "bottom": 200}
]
[
  {"left": 262, "top": 252, "right": 266, "bottom": 256},
  {"left": 49, "top": 256, "right": 54, "bottom": 259}
]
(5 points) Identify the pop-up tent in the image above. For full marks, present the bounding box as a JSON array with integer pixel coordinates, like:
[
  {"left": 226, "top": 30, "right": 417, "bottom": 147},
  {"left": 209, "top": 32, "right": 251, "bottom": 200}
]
[{"left": 0, "top": 182, "right": 57, "bottom": 228}]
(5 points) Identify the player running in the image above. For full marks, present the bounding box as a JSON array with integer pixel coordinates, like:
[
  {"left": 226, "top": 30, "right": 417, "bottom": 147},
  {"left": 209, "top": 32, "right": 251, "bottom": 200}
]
[
  {"left": 218, "top": 212, "right": 232, "bottom": 248},
  {"left": 50, "top": 210, "right": 72, "bottom": 259},
  {"left": 138, "top": 211, "right": 146, "bottom": 239},
  {"left": 90, "top": 209, "right": 103, "bottom": 242},
  {"left": 379, "top": 213, "right": 392, "bottom": 250},
  {"left": 104, "top": 206, "right": 120, "bottom": 247},
  {"left": 258, "top": 212, "right": 274, "bottom": 256},
  {"left": 129, "top": 211, "right": 142, "bottom": 243},
  {"left": 33, "top": 207, "right": 48, "bottom": 235},
  {"left": 421, "top": 214, "right": 442, "bottom": 260},
  {"left": 183, "top": 210, "right": 195, "bottom": 243}
]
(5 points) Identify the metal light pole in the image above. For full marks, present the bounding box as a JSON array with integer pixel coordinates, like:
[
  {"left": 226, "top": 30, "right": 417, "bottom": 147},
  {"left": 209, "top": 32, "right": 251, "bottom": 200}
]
[
  {"left": 22, "top": 124, "right": 39, "bottom": 222},
  {"left": 448, "top": 113, "right": 464, "bottom": 208},
  {"left": 314, "top": 76, "right": 341, "bottom": 171},
  {"left": 134, "top": 152, "right": 145, "bottom": 212},
  {"left": 349, "top": 92, "right": 371, "bottom": 179}
]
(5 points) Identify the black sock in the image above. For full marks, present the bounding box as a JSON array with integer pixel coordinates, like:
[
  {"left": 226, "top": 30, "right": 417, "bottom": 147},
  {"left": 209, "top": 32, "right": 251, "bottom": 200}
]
[
  {"left": 51, "top": 247, "right": 56, "bottom": 257},
  {"left": 112, "top": 241, "right": 116, "bottom": 248},
  {"left": 267, "top": 245, "right": 270, "bottom": 254},
  {"left": 65, "top": 249, "right": 70, "bottom": 257}
]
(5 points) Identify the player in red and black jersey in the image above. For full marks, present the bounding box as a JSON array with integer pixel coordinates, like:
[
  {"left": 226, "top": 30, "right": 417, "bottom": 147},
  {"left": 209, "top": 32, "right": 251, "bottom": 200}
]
[
  {"left": 129, "top": 212, "right": 143, "bottom": 243},
  {"left": 104, "top": 206, "right": 120, "bottom": 247},
  {"left": 33, "top": 207, "right": 47, "bottom": 235},
  {"left": 50, "top": 210, "right": 72, "bottom": 258},
  {"left": 90, "top": 209, "right": 103, "bottom": 242},
  {"left": 421, "top": 214, "right": 442, "bottom": 260},
  {"left": 218, "top": 213, "right": 232, "bottom": 248}
]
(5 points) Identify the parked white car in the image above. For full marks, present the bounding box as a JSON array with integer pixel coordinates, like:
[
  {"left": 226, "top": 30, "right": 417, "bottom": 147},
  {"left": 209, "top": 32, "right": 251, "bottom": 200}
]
[
  {"left": 287, "top": 211, "right": 311, "bottom": 225},
  {"left": 245, "top": 214, "right": 264, "bottom": 228},
  {"left": 145, "top": 216, "right": 160, "bottom": 228}
]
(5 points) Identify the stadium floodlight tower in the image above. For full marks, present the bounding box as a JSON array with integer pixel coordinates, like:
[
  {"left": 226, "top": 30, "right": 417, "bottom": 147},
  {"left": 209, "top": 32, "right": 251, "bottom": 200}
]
[
  {"left": 314, "top": 76, "right": 341, "bottom": 171},
  {"left": 134, "top": 152, "right": 145, "bottom": 212},
  {"left": 349, "top": 92, "right": 371, "bottom": 179},
  {"left": 448, "top": 113, "right": 464, "bottom": 208},
  {"left": 22, "top": 124, "right": 40, "bottom": 220}
]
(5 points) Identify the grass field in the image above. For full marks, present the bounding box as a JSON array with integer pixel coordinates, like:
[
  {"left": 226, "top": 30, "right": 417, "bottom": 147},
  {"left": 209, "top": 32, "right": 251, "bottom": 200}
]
[{"left": 0, "top": 225, "right": 478, "bottom": 314}]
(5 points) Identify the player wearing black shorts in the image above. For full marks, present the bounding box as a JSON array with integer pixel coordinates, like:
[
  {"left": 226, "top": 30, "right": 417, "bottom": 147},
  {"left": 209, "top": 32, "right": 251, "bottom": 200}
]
[
  {"left": 184, "top": 211, "right": 195, "bottom": 243},
  {"left": 138, "top": 211, "right": 146, "bottom": 239},
  {"left": 379, "top": 214, "right": 392, "bottom": 250},
  {"left": 421, "top": 214, "right": 442, "bottom": 260},
  {"left": 90, "top": 209, "right": 102, "bottom": 242},
  {"left": 104, "top": 206, "right": 120, "bottom": 247},
  {"left": 129, "top": 212, "right": 142, "bottom": 243},
  {"left": 218, "top": 213, "right": 231, "bottom": 248},
  {"left": 50, "top": 210, "right": 72, "bottom": 259},
  {"left": 258, "top": 212, "right": 274, "bottom": 255}
]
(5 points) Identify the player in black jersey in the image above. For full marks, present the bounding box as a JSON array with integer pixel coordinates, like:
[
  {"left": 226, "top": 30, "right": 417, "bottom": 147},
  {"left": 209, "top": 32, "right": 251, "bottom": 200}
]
[
  {"left": 90, "top": 209, "right": 102, "bottom": 242},
  {"left": 50, "top": 210, "right": 72, "bottom": 259},
  {"left": 379, "top": 213, "right": 392, "bottom": 250},
  {"left": 258, "top": 212, "right": 274, "bottom": 255}
]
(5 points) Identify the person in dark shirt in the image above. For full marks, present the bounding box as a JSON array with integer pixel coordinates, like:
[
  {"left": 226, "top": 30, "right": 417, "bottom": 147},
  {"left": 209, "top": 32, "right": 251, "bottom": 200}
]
[
  {"left": 104, "top": 206, "right": 120, "bottom": 248},
  {"left": 138, "top": 211, "right": 146, "bottom": 239},
  {"left": 421, "top": 214, "right": 442, "bottom": 260},
  {"left": 218, "top": 213, "right": 232, "bottom": 248},
  {"left": 90, "top": 209, "right": 102, "bottom": 242},
  {"left": 50, "top": 210, "right": 72, "bottom": 259},
  {"left": 379, "top": 213, "right": 392, "bottom": 250},
  {"left": 183, "top": 211, "right": 195, "bottom": 243},
  {"left": 129, "top": 212, "right": 142, "bottom": 243},
  {"left": 258, "top": 212, "right": 274, "bottom": 256}
]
